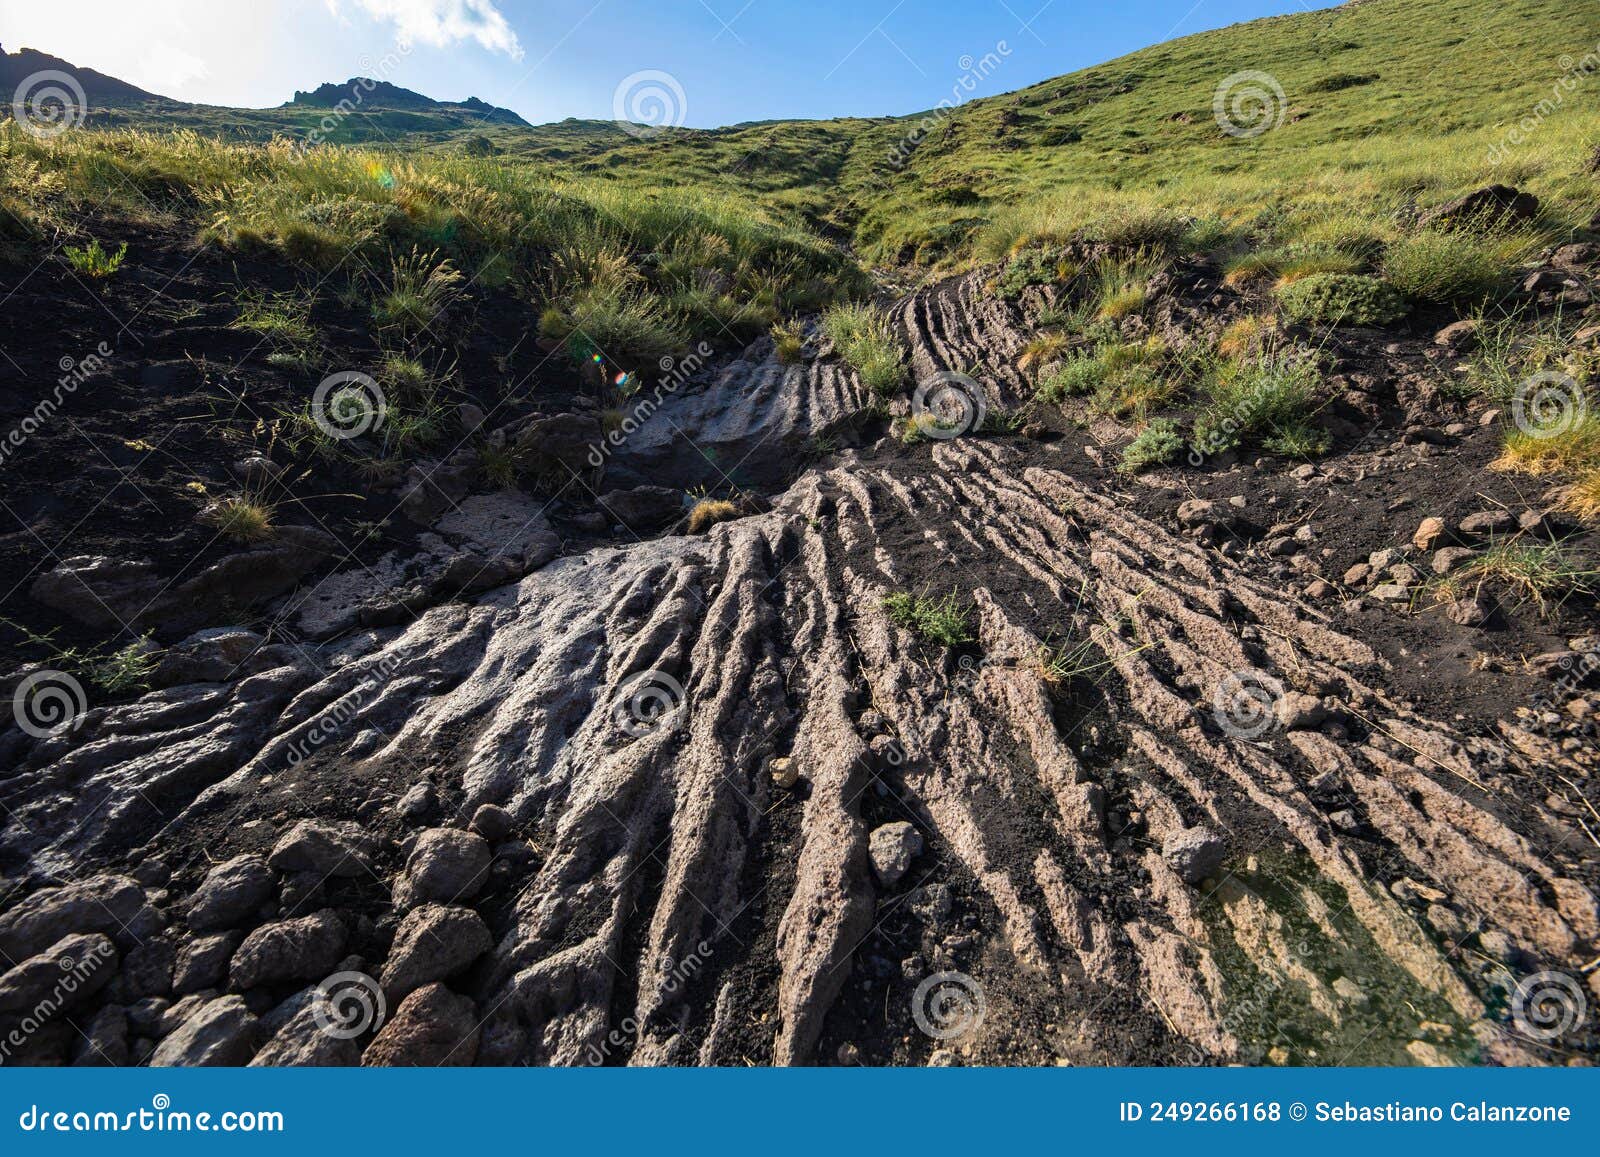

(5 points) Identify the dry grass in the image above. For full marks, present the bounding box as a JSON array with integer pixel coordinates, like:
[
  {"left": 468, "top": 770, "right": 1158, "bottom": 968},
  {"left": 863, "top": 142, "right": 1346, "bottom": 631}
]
[
  {"left": 687, "top": 499, "right": 739, "bottom": 534},
  {"left": 202, "top": 495, "right": 275, "bottom": 543},
  {"left": 1493, "top": 414, "right": 1600, "bottom": 476}
]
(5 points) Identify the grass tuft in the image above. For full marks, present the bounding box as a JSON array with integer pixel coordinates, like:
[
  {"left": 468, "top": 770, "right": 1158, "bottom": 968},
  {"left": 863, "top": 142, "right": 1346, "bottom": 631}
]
[{"left": 883, "top": 589, "right": 974, "bottom": 645}]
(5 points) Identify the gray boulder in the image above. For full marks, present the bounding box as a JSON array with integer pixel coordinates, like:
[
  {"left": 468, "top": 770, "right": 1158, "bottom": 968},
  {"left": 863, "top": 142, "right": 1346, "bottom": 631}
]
[
  {"left": 0, "top": 875, "right": 148, "bottom": 961},
  {"left": 1162, "top": 826, "right": 1227, "bottom": 885},
  {"left": 149, "top": 995, "right": 260, "bottom": 1066},
  {"left": 229, "top": 911, "right": 348, "bottom": 991},
  {"left": 393, "top": 829, "right": 490, "bottom": 909},
  {"left": 188, "top": 855, "right": 273, "bottom": 932},
  {"left": 379, "top": 905, "right": 492, "bottom": 1002}
]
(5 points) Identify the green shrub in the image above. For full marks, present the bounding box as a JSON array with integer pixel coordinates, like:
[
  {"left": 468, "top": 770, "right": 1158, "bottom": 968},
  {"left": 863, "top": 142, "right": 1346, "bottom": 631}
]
[
  {"left": 995, "top": 248, "right": 1078, "bottom": 300},
  {"left": 1277, "top": 273, "right": 1408, "bottom": 326},
  {"left": 1384, "top": 226, "right": 1538, "bottom": 304},
  {"left": 883, "top": 590, "right": 974, "bottom": 645},
  {"left": 1036, "top": 352, "right": 1104, "bottom": 402},
  {"left": 63, "top": 238, "right": 127, "bottom": 279},
  {"left": 822, "top": 302, "right": 905, "bottom": 394},
  {"left": 1193, "top": 345, "right": 1328, "bottom": 458},
  {"left": 1118, "top": 418, "right": 1185, "bottom": 474}
]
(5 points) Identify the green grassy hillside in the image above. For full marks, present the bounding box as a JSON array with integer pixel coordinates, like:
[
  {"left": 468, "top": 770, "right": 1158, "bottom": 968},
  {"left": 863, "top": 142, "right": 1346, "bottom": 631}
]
[{"left": 550, "top": 0, "right": 1598, "bottom": 265}]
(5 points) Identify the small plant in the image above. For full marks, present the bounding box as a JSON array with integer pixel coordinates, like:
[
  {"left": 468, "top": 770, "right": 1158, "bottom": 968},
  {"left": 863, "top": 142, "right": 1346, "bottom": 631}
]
[
  {"left": 1465, "top": 307, "right": 1585, "bottom": 401},
  {"left": 373, "top": 246, "right": 464, "bottom": 335},
  {"left": 1, "top": 619, "right": 160, "bottom": 696},
  {"left": 1431, "top": 541, "right": 1598, "bottom": 619},
  {"left": 202, "top": 494, "right": 275, "bottom": 543},
  {"left": 1225, "top": 245, "right": 1365, "bottom": 289},
  {"left": 63, "top": 238, "right": 127, "bottom": 279},
  {"left": 687, "top": 498, "right": 739, "bottom": 534},
  {"left": 1384, "top": 224, "right": 1539, "bottom": 305},
  {"left": 1092, "top": 249, "right": 1164, "bottom": 321},
  {"left": 1020, "top": 332, "right": 1071, "bottom": 372},
  {"left": 771, "top": 320, "right": 805, "bottom": 364},
  {"left": 233, "top": 289, "right": 320, "bottom": 368},
  {"left": 822, "top": 302, "right": 905, "bottom": 395},
  {"left": 1216, "top": 316, "right": 1277, "bottom": 360},
  {"left": 882, "top": 589, "right": 974, "bottom": 645},
  {"left": 995, "top": 247, "right": 1079, "bottom": 300},
  {"left": 478, "top": 441, "right": 521, "bottom": 489},
  {"left": 1276, "top": 273, "right": 1408, "bottom": 327},
  {"left": 1193, "top": 343, "right": 1327, "bottom": 458},
  {"left": 1494, "top": 412, "right": 1600, "bottom": 476},
  {"left": 1036, "top": 351, "right": 1105, "bottom": 402},
  {"left": 1118, "top": 418, "right": 1185, "bottom": 474},
  {"left": 95, "top": 640, "right": 162, "bottom": 694}
]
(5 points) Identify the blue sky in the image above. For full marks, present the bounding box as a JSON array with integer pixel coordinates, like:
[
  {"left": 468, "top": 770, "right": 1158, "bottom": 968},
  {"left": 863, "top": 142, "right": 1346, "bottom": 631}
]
[{"left": 6, "top": 0, "right": 1331, "bottom": 126}]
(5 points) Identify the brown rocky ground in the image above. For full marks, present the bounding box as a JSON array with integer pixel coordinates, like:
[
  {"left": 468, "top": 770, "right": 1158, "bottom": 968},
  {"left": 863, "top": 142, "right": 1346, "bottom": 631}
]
[{"left": 0, "top": 224, "right": 1597, "bottom": 1067}]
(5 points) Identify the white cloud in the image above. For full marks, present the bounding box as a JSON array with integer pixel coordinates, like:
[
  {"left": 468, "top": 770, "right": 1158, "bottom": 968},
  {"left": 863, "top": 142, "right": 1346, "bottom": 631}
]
[{"left": 342, "top": 0, "right": 524, "bottom": 61}]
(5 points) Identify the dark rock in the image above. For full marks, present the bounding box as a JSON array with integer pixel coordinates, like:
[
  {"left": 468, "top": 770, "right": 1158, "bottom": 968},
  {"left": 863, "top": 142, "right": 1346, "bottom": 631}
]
[
  {"left": 0, "top": 875, "right": 148, "bottom": 961},
  {"left": 174, "top": 932, "right": 244, "bottom": 995},
  {"left": 0, "top": 932, "right": 118, "bottom": 1019},
  {"left": 118, "top": 937, "right": 175, "bottom": 999},
  {"left": 1433, "top": 320, "right": 1479, "bottom": 352},
  {"left": 361, "top": 983, "right": 479, "bottom": 1067},
  {"left": 188, "top": 855, "right": 274, "bottom": 932},
  {"left": 379, "top": 905, "right": 493, "bottom": 1002},
  {"left": 249, "top": 1002, "right": 362, "bottom": 1066},
  {"left": 152, "top": 628, "right": 267, "bottom": 687},
  {"left": 468, "top": 804, "right": 514, "bottom": 842},
  {"left": 1458, "top": 510, "right": 1517, "bottom": 538},
  {"left": 510, "top": 411, "right": 603, "bottom": 476},
  {"left": 1420, "top": 185, "right": 1539, "bottom": 231},
  {"left": 71, "top": 1004, "right": 129, "bottom": 1066},
  {"left": 596, "top": 485, "right": 684, "bottom": 533},
  {"left": 228, "top": 911, "right": 348, "bottom": 991},
  {"left": 268, "top": 821, "right": 370, "bottom": 878},
  {"left": 397, "top": 782, "right": 441, "bottom": 823},
  {"left": 149, "top": 995, "right": 260, "bottom": 1066},
  {"left": 393, "top": 829, "right": 491, "bottom": 909},
  {"left": 1445, "top": 595, "right": 1493, "bottom": 627}
]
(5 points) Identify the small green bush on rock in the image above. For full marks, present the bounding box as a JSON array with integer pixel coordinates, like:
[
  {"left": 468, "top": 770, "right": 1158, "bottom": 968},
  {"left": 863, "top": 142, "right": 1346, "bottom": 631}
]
[
  {"left": 1276, "top": 273, "right": 1408, "bottom": 326},
  {"left": 1118, "top": 419, "right": 1185, "bottom": 474}
]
